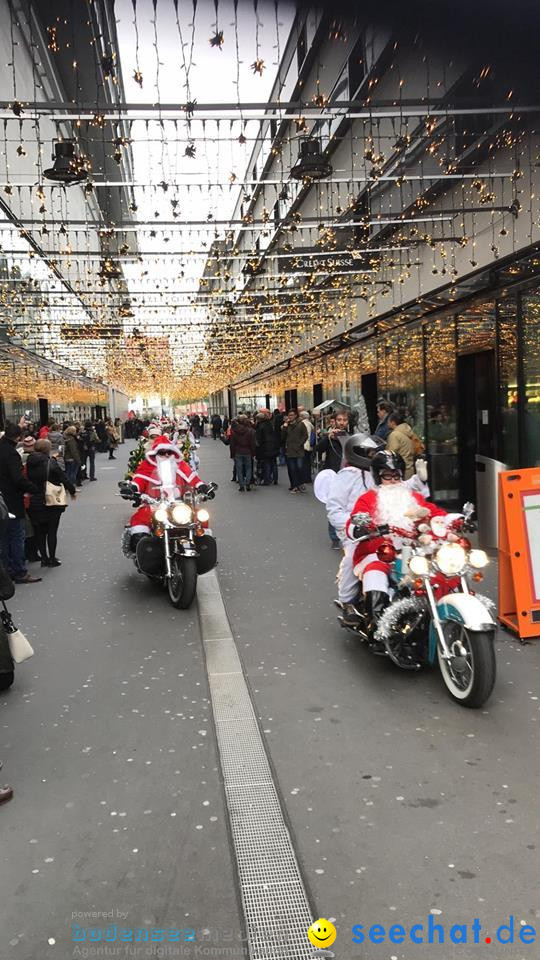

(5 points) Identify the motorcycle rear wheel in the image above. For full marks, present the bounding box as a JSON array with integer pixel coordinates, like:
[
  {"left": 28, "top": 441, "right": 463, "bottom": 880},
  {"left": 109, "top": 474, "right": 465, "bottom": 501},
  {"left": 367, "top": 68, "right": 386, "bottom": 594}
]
[
  {"left": 167, "top": 556, "right": 197, "bottom": 609},
  {"left": 438, "top": 623, "right": 496, "bottom": 708}
]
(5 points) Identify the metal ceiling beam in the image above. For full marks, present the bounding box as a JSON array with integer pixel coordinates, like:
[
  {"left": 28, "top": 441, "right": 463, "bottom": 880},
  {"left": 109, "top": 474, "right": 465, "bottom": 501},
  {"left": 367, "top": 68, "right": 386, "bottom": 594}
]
[
  {"left": 0, "top": 173, "right": 515, "bottom": 188},
  {"left": 0, "top": 100, "right": 538, "bottom": 116},
  {"left": 0, "top": 215, "right": 453, "bottom": 228}
]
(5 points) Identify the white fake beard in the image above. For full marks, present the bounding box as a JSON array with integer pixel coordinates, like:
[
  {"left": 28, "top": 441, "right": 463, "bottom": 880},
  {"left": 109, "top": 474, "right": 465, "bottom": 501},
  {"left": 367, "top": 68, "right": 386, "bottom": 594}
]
[
  {"left": 156, "top": 457, "right": 178, "bottom": 497},
  {"left": 375, "top": 483, "right": 417, "bottom": 532}
]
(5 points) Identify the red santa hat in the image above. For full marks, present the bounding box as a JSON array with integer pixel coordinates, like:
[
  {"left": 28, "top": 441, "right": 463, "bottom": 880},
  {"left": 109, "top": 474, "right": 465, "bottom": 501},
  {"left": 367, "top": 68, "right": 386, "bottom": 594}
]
[{"left": 146, "top": 435, "right": 182, "bottom": 461}]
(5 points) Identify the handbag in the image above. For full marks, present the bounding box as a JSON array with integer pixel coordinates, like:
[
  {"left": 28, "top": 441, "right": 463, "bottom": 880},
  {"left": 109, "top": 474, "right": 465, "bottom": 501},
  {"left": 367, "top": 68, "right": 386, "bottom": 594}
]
[
  {"left": 45, "top": 461, "right": 67, "bottom": 507},
  {"left": 1, "top": 602, "right": 33, "bottom": 663}
]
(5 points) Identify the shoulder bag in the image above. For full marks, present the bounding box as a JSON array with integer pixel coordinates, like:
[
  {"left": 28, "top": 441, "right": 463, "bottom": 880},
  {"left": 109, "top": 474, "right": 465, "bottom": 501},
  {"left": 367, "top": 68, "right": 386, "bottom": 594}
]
[
  {"left": 1, "top": 602, "right": 33, "bottom": 663},
  {"left": 45, "top": 460, "right": 67, "bottom": 507}
]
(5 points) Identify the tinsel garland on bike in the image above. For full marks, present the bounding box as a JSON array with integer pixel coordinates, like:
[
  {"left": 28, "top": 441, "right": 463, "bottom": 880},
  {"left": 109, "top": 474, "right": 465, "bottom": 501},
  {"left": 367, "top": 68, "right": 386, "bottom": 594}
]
[
  {"left": 375, "top": 595, "right": 427, "bottom": 641},
  {"left": 125, "top": 437, "right": 146, "bottom": 478}
]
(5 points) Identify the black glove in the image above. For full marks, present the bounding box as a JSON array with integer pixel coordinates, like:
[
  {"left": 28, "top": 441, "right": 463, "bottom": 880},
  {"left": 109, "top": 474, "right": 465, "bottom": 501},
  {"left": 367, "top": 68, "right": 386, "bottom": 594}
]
[
  {"left": 198, "top": 482, "right": 216, "bottom": 499},
  {"left": 350, "top": 512, "right": 375, "bottom": 539},
  {"left": 118, "top": 480, "right": 138, "bottom": 499}
]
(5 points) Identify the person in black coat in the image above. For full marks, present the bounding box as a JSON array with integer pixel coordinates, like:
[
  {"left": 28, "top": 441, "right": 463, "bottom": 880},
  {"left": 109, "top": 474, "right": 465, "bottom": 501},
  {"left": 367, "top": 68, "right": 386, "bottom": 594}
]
[
  {"left": 26, "top": 440, "right": 77, "bottom": 567},
  {"left": 0, "top": 422, "right": 40, "bottom": 583},
  {"left": 313, "top": 409, "right": 350, "bottom": 546},
  {"left": 313, "top": 409, "right": 350, "bottom": 473},
  {"left": 94, "top": 418, "right": 107, "bottom": 452},
  {"left": 81, "top": 421, "right": 99, "bottom": 481},
  {"left": 256, "top": 411, "right": 280, "bottom": 485},
  {"left": 211, "top": 414, "right": 222, "bottom": 439}
]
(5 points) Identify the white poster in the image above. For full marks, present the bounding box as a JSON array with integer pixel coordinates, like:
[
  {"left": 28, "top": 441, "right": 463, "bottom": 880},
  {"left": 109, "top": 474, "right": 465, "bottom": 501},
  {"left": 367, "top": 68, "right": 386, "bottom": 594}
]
[{"left": 523, "top": 492, "right": 540, "bottom": 601}]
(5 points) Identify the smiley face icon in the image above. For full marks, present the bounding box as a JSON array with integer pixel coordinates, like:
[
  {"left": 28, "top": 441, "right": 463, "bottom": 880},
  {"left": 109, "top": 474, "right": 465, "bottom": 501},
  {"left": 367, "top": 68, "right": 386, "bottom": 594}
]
[{"left": 307, "top": 918, "right": 337, "bottom": 948}]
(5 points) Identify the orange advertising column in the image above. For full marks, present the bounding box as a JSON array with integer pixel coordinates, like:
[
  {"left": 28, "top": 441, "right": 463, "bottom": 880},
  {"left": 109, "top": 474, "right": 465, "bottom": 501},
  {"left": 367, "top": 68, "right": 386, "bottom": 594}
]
[{"left": 498, "top": 468, "right": 540, "bottom": 640}]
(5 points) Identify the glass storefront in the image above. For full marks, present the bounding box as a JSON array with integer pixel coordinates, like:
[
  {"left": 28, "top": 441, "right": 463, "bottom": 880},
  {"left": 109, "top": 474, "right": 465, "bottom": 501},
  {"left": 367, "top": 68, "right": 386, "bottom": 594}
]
[
  {"left": 497, "top": 291, "right": 519, "bottom": 467},
  {"left": 245, "top": 271, "right": 540, "bottom": 497},
  {"left": 425, "top": 315, "right": 459, "bottom": 502},
  {"left": 522, "top": 290, "right": 540, "bottom": 466}
]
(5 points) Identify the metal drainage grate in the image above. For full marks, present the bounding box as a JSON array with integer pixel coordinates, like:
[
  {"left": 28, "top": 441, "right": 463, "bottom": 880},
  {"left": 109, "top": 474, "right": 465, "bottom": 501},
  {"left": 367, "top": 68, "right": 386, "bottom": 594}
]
[{"left": 197, "top": 572, "right": 316, "bottom": 960}]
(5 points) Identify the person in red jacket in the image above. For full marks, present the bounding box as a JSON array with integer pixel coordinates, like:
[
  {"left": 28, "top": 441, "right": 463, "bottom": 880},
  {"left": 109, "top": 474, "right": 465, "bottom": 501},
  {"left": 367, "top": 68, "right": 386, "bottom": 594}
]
[
  {"left": 344, "top": 451, "right": 447, "bottom": 628},
  {"left": 129, "top": 436, "right": 209, "bottom": 542}
]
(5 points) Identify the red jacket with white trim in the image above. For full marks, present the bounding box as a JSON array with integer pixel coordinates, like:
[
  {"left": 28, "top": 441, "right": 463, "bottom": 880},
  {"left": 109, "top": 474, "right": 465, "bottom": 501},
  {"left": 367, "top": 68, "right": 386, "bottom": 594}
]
[
  {"left": 132, "top": 457, "right": 203, "bottom": 499},
  {"left": 346, "top": 488, "right": 447, "bottom": 565}
]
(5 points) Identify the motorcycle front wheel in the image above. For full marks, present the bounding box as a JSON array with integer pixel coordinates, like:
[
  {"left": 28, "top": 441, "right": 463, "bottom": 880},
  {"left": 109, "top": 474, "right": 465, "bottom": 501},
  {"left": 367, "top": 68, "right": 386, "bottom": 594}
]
[
  {"left": 167, "top": 555, "right": 198, "bottom": 609},
  {"left": 437, "top": 622, "right": 496, "bottom": 708}
]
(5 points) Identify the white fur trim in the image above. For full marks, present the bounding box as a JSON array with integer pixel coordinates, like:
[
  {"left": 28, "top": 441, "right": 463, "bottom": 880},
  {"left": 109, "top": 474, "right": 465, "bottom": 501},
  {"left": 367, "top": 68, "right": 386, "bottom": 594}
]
[
  {"left": 130, "top": 524, "right": 151, "bottom": 533},
  {"left": 146, "top": 443, "right": 181, "bottom": 461},
  {"left": 363, "top": 569, "right": 389, "bottom": 593}
]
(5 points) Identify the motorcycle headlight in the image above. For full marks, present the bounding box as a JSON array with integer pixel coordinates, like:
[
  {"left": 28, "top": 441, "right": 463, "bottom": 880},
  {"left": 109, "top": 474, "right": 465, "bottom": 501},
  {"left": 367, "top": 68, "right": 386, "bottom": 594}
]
[
  {"left": 435, "top": 542, "right": 467, "bottom": 576},
  {"left": 171, "top": 502, "right": 193, "bottom": 525},
  {"left": 469, "top": 548, "right": 489, "bottom": 569},
  {"left": 197, "top": 508, "right": 210, "bottom": 523},
  {"left": 154, "top": 504, "right": 169, "bottom": 523},
  {"left": 409, "top": 554, "right": 430, "bottom": 576}
]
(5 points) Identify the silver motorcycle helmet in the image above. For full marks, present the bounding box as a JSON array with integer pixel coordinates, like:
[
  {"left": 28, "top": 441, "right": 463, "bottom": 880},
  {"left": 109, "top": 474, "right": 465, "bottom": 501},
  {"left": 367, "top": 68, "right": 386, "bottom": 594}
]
[{"left": 343, "top": 433, "right": 386, "bottom": 471}]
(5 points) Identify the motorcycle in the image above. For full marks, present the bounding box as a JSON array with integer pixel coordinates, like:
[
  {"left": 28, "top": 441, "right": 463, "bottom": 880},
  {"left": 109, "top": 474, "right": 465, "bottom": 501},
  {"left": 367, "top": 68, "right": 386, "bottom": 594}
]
[
  {"left": 338, "top": 504, "right": 496, "bottom": 708},
  {"left": 118, "top": 481, "right": 218, "bottom": 609}
]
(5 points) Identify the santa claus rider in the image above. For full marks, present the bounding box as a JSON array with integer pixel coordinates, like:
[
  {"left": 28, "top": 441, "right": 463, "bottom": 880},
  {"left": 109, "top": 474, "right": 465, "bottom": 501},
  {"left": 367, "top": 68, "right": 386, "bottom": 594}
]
[
  {"left": 326, "top": 434, "right": 429, "bottom": 611},
  {"left": 343, "top": 450, "right": 447, "bottom": 631},
  {"left": 126, "top": 435, "right": 213, "bottom": 550}
]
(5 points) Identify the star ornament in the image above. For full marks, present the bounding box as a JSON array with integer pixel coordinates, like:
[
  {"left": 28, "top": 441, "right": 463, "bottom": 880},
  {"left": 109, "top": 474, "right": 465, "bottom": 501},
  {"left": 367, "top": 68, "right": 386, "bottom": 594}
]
[
  {"left": 251, "top": 58, "right": 265, "bottom": 75},
  {"left": 209, "top": 30, "right": 224, "bottom": 49}
]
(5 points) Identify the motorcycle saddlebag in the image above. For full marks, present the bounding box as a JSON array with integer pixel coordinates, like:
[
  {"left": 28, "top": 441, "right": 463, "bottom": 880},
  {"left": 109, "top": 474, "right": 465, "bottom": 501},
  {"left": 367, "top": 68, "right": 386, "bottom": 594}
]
[
  {"left": 195, "top": 534, "right": 217, "bottom": 575},
  {"left": 136, "top": 536, "right": 165, "bottom": 577}
]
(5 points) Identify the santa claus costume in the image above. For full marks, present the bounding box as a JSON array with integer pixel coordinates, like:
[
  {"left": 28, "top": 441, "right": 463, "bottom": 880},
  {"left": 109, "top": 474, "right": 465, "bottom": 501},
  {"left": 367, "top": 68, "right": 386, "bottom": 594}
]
[
  {"left": 129, "top": 435, "right": 206, "bottom": 536},
  {"left": 344, "top": 451, "right": 446, "bottom": 628}
]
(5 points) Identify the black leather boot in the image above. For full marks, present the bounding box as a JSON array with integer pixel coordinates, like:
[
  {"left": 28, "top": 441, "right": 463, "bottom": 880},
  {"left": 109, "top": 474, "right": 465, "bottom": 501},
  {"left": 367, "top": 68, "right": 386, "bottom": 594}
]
[{"left": 364, "top": 591, "right": 390, "bottom": 645}]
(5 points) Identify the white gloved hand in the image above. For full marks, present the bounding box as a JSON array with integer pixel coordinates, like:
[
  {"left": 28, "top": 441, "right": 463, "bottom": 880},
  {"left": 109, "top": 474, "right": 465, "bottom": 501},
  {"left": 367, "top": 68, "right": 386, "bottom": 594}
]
[{"left": 415, "top": 458, "right": 428, "bottom": 482}]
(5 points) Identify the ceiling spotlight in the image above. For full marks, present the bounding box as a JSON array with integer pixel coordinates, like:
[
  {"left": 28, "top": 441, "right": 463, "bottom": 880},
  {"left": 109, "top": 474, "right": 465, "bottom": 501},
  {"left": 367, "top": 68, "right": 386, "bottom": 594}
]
[
  {"left": 290, "top": 138, "right": 332, "bottom": 182},
  {"left": 44, "top": 141, "right": 88, "bottom": 185}
]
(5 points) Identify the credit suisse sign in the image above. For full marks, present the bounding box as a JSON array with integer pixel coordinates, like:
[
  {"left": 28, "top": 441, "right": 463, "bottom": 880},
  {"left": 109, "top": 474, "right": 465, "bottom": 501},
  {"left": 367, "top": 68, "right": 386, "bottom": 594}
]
[{"left": 280, "top": 249, "right": 368, "bottom": 273}]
